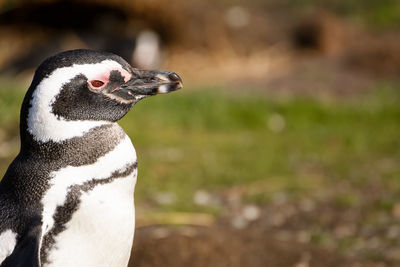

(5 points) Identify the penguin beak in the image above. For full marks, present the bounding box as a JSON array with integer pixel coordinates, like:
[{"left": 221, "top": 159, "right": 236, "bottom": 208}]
[{"left": 110, "top": 70, "right": 183, "bottom": 102}]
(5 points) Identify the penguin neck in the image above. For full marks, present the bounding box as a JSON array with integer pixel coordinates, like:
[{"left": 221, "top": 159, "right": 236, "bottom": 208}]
[
  {"left": 24, "top": 118, "right": 112, "bottom": 144},
  {"left": 19, "top": 122, "right": 127, "bottom": 165}
]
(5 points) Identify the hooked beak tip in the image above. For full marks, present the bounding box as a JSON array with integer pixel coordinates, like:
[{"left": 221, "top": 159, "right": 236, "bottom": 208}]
[{"left": 156, "top": 71, "right": 183, "bottom": 94}]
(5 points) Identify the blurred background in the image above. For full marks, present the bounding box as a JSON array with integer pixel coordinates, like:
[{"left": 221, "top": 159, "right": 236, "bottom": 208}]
[{"left": 0, "top": 0, "right": 399, "bottom": 266}]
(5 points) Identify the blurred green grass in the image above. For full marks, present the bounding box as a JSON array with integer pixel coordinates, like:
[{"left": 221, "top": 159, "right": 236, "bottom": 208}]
[
  {"left": 0, "top": 81, "right": 399, "bottom": 214},
  {"left": 120, "top": 85, "right": 400, "bottom": 213}
]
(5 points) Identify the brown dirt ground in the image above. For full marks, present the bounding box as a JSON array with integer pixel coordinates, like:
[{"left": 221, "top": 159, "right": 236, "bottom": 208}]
[{"left": 130, "top": 225, "right": 381, "bottom": 267}]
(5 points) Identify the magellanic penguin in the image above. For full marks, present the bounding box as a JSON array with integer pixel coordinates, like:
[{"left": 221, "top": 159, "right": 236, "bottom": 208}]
[{"left": 0, "top": 49, "right": 182, "bottom": 267}]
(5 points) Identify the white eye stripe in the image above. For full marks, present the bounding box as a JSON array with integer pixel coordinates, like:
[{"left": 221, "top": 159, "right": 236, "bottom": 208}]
[{"left": 28, "top": 60, "right": 124, "bottom": 143}]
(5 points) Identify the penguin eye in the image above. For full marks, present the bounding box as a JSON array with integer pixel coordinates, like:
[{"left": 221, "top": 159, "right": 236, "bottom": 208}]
[{"left": 90, "top": 80, "right": 105, "bottom": 88}]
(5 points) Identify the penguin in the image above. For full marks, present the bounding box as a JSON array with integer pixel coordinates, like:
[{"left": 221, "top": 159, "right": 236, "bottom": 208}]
[{"left": 0, "top": 49, "right": 182, "bottom": 267}]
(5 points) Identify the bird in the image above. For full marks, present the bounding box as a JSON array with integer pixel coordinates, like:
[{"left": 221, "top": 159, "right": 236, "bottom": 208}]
[{"left": 0, "top": 49, "right": 182, "bottom": 267}]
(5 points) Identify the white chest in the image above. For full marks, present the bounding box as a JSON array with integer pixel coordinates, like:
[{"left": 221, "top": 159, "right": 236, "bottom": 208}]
[
  {"left": 41, "top": 135, "right": 138, "bottom": 267},
  {"left": 44, "top": 173, "right": 136, "bottom": 267}
]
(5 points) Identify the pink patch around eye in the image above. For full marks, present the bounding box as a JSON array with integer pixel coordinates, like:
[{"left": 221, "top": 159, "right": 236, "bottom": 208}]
[
  {"left": 119, "top": 69, "right": 131, "bottom": 82},
  {"left": 107, "top": 68, "right": 131, "bottom": 82}
]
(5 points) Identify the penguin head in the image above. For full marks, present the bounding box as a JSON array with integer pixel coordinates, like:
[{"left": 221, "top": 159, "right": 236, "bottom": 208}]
[
  {"left": 27, "top": 49, "right": 182, "bottom": 122},
  {"left": 21, "top": 49, "right": 182, "bottom": 143}
]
